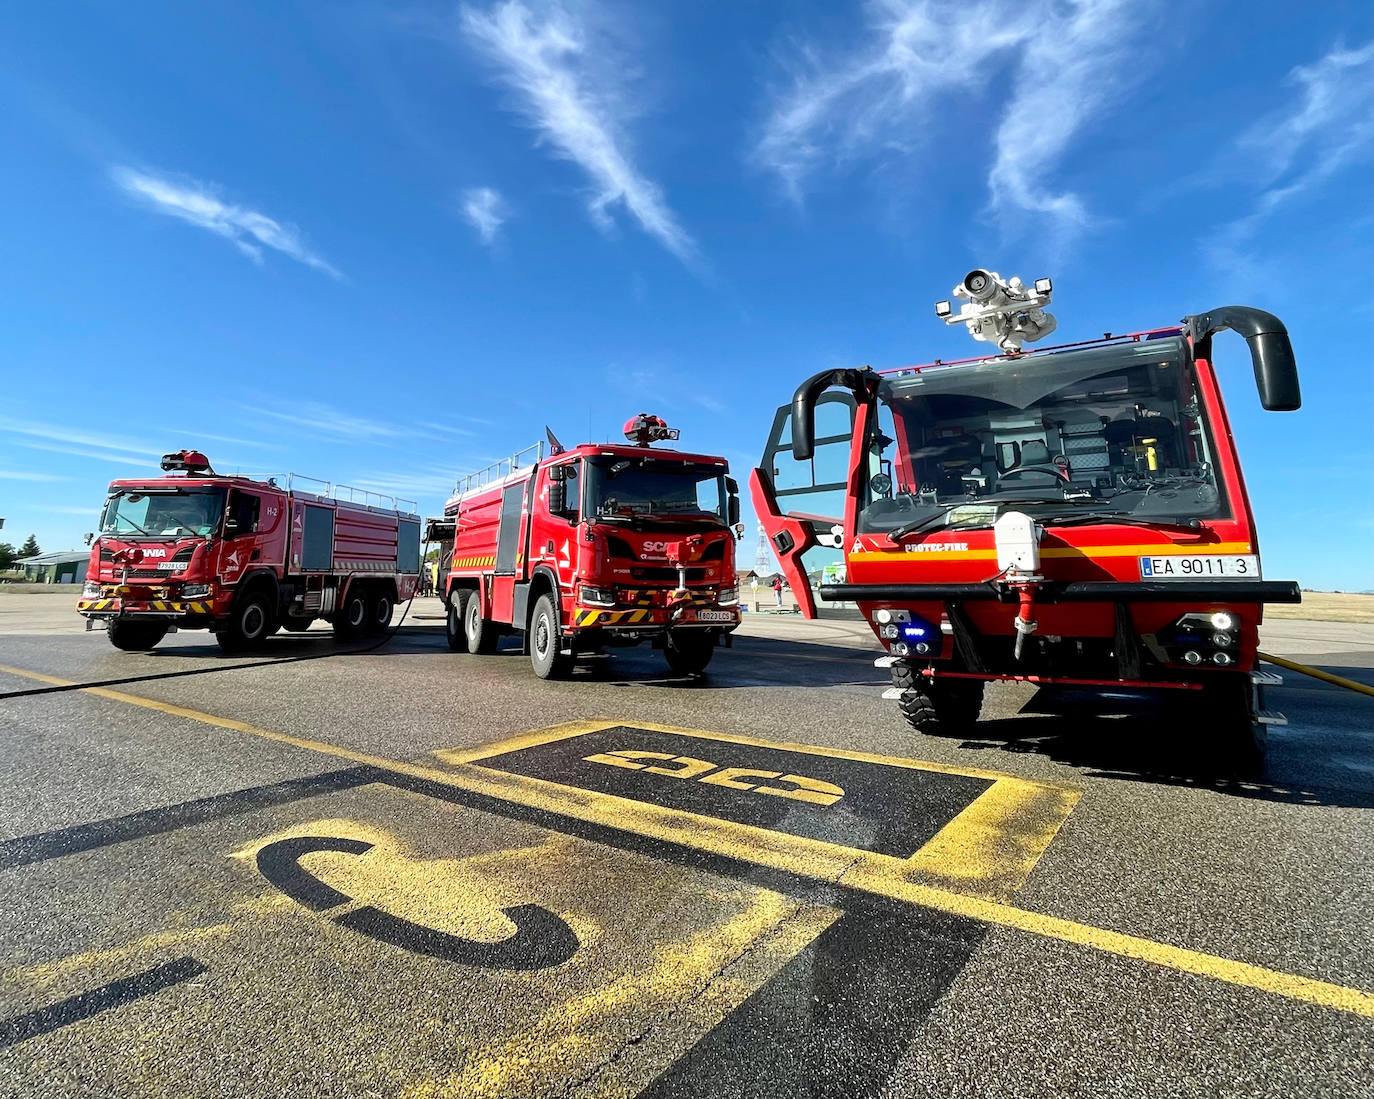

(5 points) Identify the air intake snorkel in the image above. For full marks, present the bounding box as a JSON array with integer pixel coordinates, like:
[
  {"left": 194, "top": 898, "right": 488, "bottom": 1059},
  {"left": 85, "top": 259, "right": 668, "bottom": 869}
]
[
  {"left": 1183, "top": 307, "right": 1301, "bottom": 412},
  {"left": 789, "top": 368, "right": 877, "bottom": 461}
]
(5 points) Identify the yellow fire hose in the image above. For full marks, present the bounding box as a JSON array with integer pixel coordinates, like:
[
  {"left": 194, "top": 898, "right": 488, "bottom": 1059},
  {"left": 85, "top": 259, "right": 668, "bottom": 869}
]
[{"left": 1258, "top": 651, "right": 1374, "bottom": 698}]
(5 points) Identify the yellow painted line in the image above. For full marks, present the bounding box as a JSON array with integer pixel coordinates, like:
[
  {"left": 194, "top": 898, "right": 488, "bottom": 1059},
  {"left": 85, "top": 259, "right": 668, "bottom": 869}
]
[
  {"left": 907, "top": 778, "right": 1080, "bottom": 900},
  {"left": 2, "top": 666, "right": 1369, "bottom": 1019}
]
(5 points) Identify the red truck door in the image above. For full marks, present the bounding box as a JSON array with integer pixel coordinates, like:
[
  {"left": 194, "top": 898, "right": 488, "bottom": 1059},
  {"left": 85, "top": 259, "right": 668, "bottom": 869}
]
[{"left": 750, "top": 391, "right": 857, "bottom": 617}]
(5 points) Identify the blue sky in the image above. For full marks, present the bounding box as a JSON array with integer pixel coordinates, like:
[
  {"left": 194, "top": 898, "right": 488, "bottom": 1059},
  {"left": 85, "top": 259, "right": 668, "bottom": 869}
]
[{"left": 1, "top": 1, "right": 1370, "bottom": 589}]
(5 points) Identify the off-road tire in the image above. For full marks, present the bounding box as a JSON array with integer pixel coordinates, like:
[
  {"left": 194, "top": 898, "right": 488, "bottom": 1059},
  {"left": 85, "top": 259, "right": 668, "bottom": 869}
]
[
  {"left": 217, "top": 589, "right": 276, "bottom": 653},
  {"left": 445, "top": 589, "right": 469, "bottom": 652},
  {"left": 108, "top": 621, "right": 169, "bottom": 652},
  {"left": 332, "top": 587, "right": 369, "bottom": 641},
  {"left": 891, "top": 664, "right": 984, "bottom": 735},
  {"left": 664, "top": 631, "right": 714, "bottom": 676},
  {"left": 464, "top": 594, "right": 498, "bottom": 654},
  {"left": 530, "top": 594, "right": 572, "bottom": 680},
  {"left": 367, "top": 590, "right": 394, "bottom": 636}
]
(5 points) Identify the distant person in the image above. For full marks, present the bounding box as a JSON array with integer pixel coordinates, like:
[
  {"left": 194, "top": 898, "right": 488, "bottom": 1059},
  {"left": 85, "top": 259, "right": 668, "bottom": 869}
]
[{"left": 772, "top": 575, "right": 783, "bottom": 607}]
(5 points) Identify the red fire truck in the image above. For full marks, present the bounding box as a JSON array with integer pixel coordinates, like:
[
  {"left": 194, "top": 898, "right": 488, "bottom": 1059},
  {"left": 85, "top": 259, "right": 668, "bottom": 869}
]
[
  {"left": 429, "top": 416, "right": 743, "bottom": 679},
  {"left": 752, "top": 271, "right": 1302, "bottom": 759},
  {"left": 77, "top": 450, "right": 422, "bottom": 653}
]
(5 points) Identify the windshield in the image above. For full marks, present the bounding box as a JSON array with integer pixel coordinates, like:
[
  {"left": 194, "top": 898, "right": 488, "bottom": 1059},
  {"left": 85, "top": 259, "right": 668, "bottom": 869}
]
[
  {"left": 859, "top": 335, "right": 1226, "bottom": 535},
  {"left": 584, "top": 456, "right": 727, "bottom": 524},
  {"left": 100, "top": 487, "right": 227, "bottom": 539}
]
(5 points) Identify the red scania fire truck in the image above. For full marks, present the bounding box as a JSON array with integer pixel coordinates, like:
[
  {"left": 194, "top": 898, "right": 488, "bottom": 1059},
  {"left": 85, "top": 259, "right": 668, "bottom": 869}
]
[
  {"left": 77, "top": 450, "right": 422, "bottom": 653},
  {"left": 428, "top": 415, "right": 743, "bottom": 679},
  {"left": 752, "top": 270, "right": 1302, "bottom": 759}
]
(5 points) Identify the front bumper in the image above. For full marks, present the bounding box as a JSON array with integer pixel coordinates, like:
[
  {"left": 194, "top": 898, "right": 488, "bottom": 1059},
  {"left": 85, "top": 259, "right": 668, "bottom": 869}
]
[
  {"left": 570, "top": 604, "right": 741, "bottom": 630},
  {"left": 77, "top": 596, "right": 215, "bottom": 620}
]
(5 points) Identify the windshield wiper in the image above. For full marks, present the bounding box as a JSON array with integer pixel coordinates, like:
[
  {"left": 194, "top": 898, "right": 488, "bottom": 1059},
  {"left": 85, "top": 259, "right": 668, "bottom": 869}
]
[
  {"left": 1042, "top": 512, "right": 1204, "bottom": 536},
  {"left": 110, "top": 516, "right": 153, "bottom": 537},
  {"left": 887, "top": 506, "right": 998, "bottom": 543}
]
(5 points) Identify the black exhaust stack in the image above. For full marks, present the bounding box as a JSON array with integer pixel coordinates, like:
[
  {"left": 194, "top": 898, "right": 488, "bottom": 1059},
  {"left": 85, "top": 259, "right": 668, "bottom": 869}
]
[{"left": 1183, "top": 306, "right": 1301, "bottom": 412}]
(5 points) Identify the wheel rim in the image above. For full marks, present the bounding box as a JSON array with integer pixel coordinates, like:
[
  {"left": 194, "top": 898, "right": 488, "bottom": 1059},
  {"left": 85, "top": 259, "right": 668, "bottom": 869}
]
[
  {"left": 349, "top": 599, "right": 366, "bottom": 627},
  {"left": 535, "top": 614, "right": 550, "bottom": 659},
  {"left": 376, "top": 598, "right": 391, "bottom": 624},
  {"left": 242, "top": 604, "right": 265, "bottom": 638},
  {"left": 467, "top": 601, "right": 479, "bottom": 636},
  {"left": 448, "top": 606, "right": 460, "bottom": 636}
]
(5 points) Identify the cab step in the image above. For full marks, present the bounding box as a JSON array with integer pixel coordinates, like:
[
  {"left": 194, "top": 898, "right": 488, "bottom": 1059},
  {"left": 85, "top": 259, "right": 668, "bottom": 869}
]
[
  {"left": 874, "top": 655, "right": 899, "bottom": 669},
  {"left": 1256, "top": 710, "right": 1288, "bottom": 726},
  {"left": 1250, "top": 669, "right": 1284, "bottom": 686}
]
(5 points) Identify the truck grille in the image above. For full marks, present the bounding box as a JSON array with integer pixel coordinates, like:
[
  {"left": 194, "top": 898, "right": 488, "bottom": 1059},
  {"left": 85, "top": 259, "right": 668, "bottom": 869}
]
[{"left": 629, "top": 567, "right": 710, "bottom": 583}]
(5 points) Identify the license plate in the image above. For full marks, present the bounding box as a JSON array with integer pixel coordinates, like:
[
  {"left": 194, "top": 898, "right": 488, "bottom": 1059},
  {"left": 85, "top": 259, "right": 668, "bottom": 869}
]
[
  {"left": 156, "top": 561, "right": 183, "bottom": 570},
  {"left": 696, "top": 610, "right": 734, "bottom": 621},
  {"left": 1139, "top": 554, "right": 1260, "bottom": 579}
]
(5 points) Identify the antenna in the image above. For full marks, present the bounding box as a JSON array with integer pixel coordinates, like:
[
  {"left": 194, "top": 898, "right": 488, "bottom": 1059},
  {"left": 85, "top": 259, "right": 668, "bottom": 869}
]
[{"left": 754, "top": 522, "right": 773, "bottom": 573}]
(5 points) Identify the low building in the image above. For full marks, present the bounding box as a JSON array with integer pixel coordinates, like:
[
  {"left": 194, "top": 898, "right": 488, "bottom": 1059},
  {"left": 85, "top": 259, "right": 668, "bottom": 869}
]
[{"left": 16, "top": 551, "right": 89, "bottom": 585}]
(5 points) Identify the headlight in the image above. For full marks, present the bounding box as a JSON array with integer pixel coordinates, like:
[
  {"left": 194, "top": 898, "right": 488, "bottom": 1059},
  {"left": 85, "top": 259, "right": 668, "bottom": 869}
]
[
  {"left": 182, "top": 583, "right": 212, "bottom": 598},
  {"left": 82, "top": 580, "right": 102, "bottom": 598},
  {"left": 717, "top": 587, "right": 739, "bottom": 606},
  {"left": 580, "top": 585, "right": 617, "bottom": 607}
]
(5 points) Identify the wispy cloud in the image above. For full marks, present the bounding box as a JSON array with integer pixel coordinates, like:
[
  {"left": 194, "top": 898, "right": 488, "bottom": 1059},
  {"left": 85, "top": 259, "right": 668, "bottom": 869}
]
[
  {"left": 462, "top": 186, "right": 510, "bottom": 244},
  {"left": 757, "top": 0, "right": 1151, "bottom": 235},
  {"left": 0, "top": 470, "right": 68, "bottom": 482},
  {"left": 0, "top": 417, "right": 160, "bottom": 461},
  {"left": 350, "top": 467, "right": 469, "bottom": 500},
  {"left": 111, "top": 166, "right": 344, "bottom": 279},
  {"left": 1206, "top": 41, "right": 1373, "bottom": 272},
  {"left": 251, "top": 402, "right": 482, "bottom": 449},
  {"left": 461, "top": 1, "right": 697, "bottom": 264}
]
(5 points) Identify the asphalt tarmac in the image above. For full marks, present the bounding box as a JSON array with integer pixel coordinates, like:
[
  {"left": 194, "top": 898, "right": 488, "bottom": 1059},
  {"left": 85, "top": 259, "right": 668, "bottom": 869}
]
[{"left": 0, "top": 593, "right": 1370, "bottom": 1099}]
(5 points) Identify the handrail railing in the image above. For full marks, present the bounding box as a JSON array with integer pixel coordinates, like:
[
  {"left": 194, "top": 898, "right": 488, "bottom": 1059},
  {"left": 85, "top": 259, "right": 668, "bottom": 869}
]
[
  {"left": 226, "top": 470, "right": 416, "bottom": 513},
  {"left": 452, "top": 441, "right": 545, "bottom": 497}
]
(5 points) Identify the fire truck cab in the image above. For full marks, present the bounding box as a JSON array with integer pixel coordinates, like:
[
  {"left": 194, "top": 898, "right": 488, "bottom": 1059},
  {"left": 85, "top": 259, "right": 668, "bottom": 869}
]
[
  {"left": 753, "top": 272, "right": 1303, "bottom": 762},
  {"left": 434, "top": 416, "right": 743, "bottom": 679}
]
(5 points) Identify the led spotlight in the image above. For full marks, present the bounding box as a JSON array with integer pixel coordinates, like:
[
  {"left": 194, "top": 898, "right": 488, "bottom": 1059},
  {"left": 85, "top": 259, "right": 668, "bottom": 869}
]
[
  {"left": 1213, "top": 652, "right": 1234, "bottom": 666},
  {"left": 1212, "top": 632, "right": 1235, "bottom": 648},
  {"left": 876, "top": 608, "right": 893, "bottom": 624},
  {"left": 1210, "top": 611, "right": 1235, "bottom": 631},
  {"left": 1183, "top": 650, "right": 1203, "bottom": 665},
  {"left": 890, "top": 642, "right": 910, "bottom": 657}
]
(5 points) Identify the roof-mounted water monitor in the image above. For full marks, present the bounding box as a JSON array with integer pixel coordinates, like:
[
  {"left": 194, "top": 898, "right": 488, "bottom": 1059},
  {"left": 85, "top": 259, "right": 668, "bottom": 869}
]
[{"left": 934, "top": 269, "right": 1056, "bottom": 352}]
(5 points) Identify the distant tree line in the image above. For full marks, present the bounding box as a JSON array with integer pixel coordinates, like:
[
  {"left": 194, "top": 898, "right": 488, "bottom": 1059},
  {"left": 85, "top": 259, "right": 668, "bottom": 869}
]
[{"left": 0, "top": 535, "right": 41, "bottom": 570}]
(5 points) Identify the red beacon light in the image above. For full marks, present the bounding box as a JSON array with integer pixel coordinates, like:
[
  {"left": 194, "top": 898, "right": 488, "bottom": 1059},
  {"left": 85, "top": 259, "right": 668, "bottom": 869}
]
[
  {"left": 160, "top": 449, "right": 215, "bottom": 475},
  {"left": 623, "top": 413, "right": 680, "bottom": 447}
]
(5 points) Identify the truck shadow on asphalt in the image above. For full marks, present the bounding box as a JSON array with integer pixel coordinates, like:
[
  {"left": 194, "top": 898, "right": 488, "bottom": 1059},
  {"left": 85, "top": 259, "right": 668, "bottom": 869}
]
[{"left": 945, "top": 679, "right": 1373, "bottom": 809}]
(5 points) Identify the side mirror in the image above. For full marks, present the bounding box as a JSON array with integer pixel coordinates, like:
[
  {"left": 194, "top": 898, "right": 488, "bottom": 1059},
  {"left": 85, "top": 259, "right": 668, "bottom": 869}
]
[
  {"left": 790, "top": 367, "right": 875, "bottom": 460},
  {"left": 83, "top": 532, "right": 94, "bottom": 546},
  {"left": 726, "top": 477, "right": 741, "bottom": 526},
  {"left": 548, "top": 478, "right": 566, "bottom": 516}
]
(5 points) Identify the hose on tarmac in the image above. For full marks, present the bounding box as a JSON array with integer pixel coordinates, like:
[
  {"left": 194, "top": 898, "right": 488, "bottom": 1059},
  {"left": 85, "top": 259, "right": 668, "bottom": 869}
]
[{"left": 1257, "top": 651, "right": 1374, "bottom": 699}]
